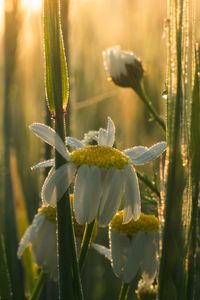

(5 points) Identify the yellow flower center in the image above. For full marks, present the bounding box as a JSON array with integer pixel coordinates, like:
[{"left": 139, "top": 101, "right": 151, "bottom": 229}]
[
  {"left": 38, "top": 195, "right": 97, "bottom": 241},
  {"left": 70, "top": 145, "right": 129, "bottom": 169},
  {"left": 110, "top": 211, "right": 159, "bottom": 236},
  {"left": 39, "top": 206, "right": 56, "bottom": 224}
]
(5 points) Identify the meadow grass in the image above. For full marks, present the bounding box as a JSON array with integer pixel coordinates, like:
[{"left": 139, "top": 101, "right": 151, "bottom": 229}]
[{"left": 0, "top": 1, "right": 199, "bottom": 300}]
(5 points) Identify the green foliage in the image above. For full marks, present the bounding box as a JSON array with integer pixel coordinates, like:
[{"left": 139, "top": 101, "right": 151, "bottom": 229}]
[
  {"left": 0, "top": 235, "right": 13, "bottom": 300},
  {"left": 44, "top": 0, "right": 69, "bottom": 114},
  {"left": 187, "top": 44, "right": 200, "bottom": 300}
]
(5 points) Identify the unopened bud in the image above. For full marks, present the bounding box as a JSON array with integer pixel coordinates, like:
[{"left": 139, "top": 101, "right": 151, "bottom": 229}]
[{"left": 103, "top": 46, "right": 144, "bottom": 89}]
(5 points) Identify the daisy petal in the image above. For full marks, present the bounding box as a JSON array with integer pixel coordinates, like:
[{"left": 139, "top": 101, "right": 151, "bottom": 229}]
[
  {"left": 123, "top": 232, "right": 146, "bottom": 283},
  {"left": 99, "top": 168, "right": 125, "bottom": 227},
  {"left": 106, "top": 117, "right": 115, "bottom": 147},
  {"left": 130, "top": 142, "right": 167, "bottom": 165},
  {"left": 42, "top": 163, "right": 76, "bottom": 206},
  {"left": 141, "top": 232, "right": 159, "bottom": 284},
  {"left": 110, "top": 229, "right": 131, "bottom": 279},
  {"left": 124, "top": 146, "right": 148, "bottom": 160},
  {"left": 97, "top": 117, "right": 115, "bottom": 147},
  {"left": 74, "top": 165, "right": 102, "bottom": 224},
  {"left": 123, "top": 166, "right": 141, "bottom": 223},
  {"left": 98, "top": 128, "right": 107, "bottom": 145},
  {"left": 92, "top": 243, "right": 112, "bottom": 261},
  {"left": 17, "top": 213, "right": 45, "bottom": 258},
  {"left": 29, "top": 123, "right": 70, "bottom": 161},
  {"left": 65, "top": 137, "right": 84, "bottom": 149},
  {"left": 31, "top": 159, "right": 55, "bottom": 170}
]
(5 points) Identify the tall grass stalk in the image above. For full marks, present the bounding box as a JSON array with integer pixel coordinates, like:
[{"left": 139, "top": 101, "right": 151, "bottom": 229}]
[
  {"left": 60, "top": 0, "right": 71, "bottom": 136},
  {"left": 158, "top": 0, "right": 188, "bottom": 299},
  {"left": 187, "top": 44, "right": 200, "bottom": 300},
  {"left": 3, "top": 1, "right": 25, "bottom": 299},
  {"left": 0, "top": 235, "right": 13, "bottom": 300},
  {"left": 43, "top": 1, "right": 83, "bottom": 299}
]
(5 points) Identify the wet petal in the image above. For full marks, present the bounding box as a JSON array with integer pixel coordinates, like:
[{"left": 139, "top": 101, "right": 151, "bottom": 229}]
[
  {"left": 65, "top": 137, "right": 84, "bottom": 149},
  {"left": 123, "top": 232, "right": 146, "bottom": 283},
  {"left": 97, "top": 117, "right": 115, "bottom": 147},
  {"left": 106, "top": 117, "right": 115, "bottom": 147},
  {"left": 99, "top": 168, "right": 125, "bottom": 227},
  {"left": 130, "top": 142, "right": 167, "bottom": 165},
  {"left": 141, "top": 232, "right": 159, "bottom": 284},
  {"left": 124, "top": 146, "right": 148, "bottom": 160},
  {"left": 30, "top": 123, "right": 70, "bottom": 161},
  {"left": 74, "top": 165, "right": 102, "bottom": 224},
  {"left": 42, "top": 163, "right": 76, "bottom": 206},
  {"left": 31, "top": 219, "right": 57, "bottom": 281},
  {"left": 123, "top": 166, "right": 141, "bottom": 223},
  {"left": 17, "top": 213, "right": 45, "bottom": 258},
  {"left": 110, "top": 229, "right": 131, "bottom": 279},
  {"left": 31, "top": 159, "right": 55, "bottom": 170},
  {"left": 98, "top": 128, "right": 107, "bottom": 145},
  {"left": 92, "top": 243, "right": 112, "bottom": 261}
]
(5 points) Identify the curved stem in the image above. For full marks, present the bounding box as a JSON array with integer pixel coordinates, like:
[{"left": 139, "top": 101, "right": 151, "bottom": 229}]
[
  {"left": 29, "top": 272, "right": 46, "bottom": 300},
  {"left": 118, "top": 283, "right": 130, "bottom": 300},
  {"left": 79, "top": 220, "right": 96, "bottom": 271},
  {"left": 136, "top": 171, "right": 161, "bottom": 198},
  {"left": 135, "top": 84, "right": 166, "bottom": 132}
]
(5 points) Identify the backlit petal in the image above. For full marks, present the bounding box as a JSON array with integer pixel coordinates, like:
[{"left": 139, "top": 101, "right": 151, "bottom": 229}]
[
  {"left": 130, "top": 142, "right": 167, "bottom": 165},
  {"left": 141, "top": 232, "right": 159, "bottom": 284},
  {"left": 92, "top": 243, "right": 112, "bottom": 261},
  {"left": 42, "top": 163, "right": 76, "bottom": 206},
  {"left": 30, "top": 123, "right": 70, "bottom": 161},
  {"left": 124, "top": 146, "right": 148, "bottom": 160},
  {"left": 74, "top": 165, "right": 102, "bottom": 224},
  {"left": 17, "top": 213, "right": 45, "bottom": 258},
  {"left": 98, "top": 128, "right": 107, "bottom": 146},
  {"left": 106, "top": 117, "right": 115, "bottom": 147},
  {"left": 123, "top": 166, "right": 141, "bottom": 223},
  {"left": 110, "top": 229, "right": 131, "bottom": 279},
  {"left": 97, "top": 117, "right": 115, "bottom": 147},
  {"left": 31, "top": 159, "right": 55, "bottom": 170},
  {"left": 65, "top": 137, "right": 84, "bottom": 149},
  {"left": 123, "top": 232, "right": 146, "bottom": 283},
  {"left": 99, "top": 168, "right": 125, "bottom": 227}
]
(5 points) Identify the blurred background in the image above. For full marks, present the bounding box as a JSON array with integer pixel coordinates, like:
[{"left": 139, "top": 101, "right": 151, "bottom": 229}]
[{"left": 0, "top": 0, "right": 172, "bottom": 299}]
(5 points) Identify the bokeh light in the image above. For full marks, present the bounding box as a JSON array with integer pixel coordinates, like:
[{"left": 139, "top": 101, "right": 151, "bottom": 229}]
[{"left": 20, "top": 0, "right": 42, "bottom": 11}]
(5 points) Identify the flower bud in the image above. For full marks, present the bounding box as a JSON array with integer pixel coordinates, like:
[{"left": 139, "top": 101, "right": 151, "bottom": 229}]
[{"left": 103, "top": 46, "right": 144, "bottom": 89}]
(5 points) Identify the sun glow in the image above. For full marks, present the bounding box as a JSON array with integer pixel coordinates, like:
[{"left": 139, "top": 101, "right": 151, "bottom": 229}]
[{"left": 21, "top": 0, "right": 42, "bottom": 12}]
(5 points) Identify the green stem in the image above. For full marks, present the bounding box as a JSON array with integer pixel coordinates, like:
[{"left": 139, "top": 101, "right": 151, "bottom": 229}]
[
  {"left": 69, "top": 202, "right": 84, "bottom": 300},
  {"left": 158, "top": 2, "right": 185, "bottom": 299},
  {"left": 56, "top": 191, "right": 74, "bottom": 299},
  {"left": 135, "top": 84, "right": 166, "bottom": 132},
  {"left": 43, "top": 0, "right": 81, "bottom": 298},
  {"left": 79, "top": 220, "right": 96, "bottom": 271},
  {"left": 187, "top": 44, "right": 200, "bottom": 300},
  {"left": 136, "top": 171, "right": 161, "bottom": 198},
  {"left": 29, "top": 272, "right": 45, "bottom": 300},
  {"left": 118, "top": 283, "right": 130, "bottom": 300}
]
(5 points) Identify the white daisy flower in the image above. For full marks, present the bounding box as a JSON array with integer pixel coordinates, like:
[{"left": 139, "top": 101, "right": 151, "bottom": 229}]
[
  {"left": 17, "top": 200, "right": 85, "bottom": 281},
  {"left": 103, "top": 45, "right": 144, "bottom": 89},
  {"left": 17, "top": 206, "right": 58, "bottom": 281},
  {"left": 30, "top": 117, "right": 167, "bottom": 227},
  {"left": 93, "top": 212, "right": 159, "bottom": 284}
]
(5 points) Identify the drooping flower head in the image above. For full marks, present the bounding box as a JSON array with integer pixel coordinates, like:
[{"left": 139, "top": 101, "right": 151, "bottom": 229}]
[
  {"left": 93, "top": 211, "right": 159, "bottom": 284},
  {"left": 30, "top": 117, "right": 166, "bottom": 227},
  {"left": 17, "top": 197, "right": 85, "bottom": 281},
  {"left": 17, "top": 206, "right": 58, "bottom": 281},
  {"left": 103, "top": 45, "right": 144, "bottom": 89}
]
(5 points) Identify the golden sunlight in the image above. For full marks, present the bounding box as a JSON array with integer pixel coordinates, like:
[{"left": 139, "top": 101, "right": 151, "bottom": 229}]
[{"left": 21, "top": 0, "right": 42, "bottom": 11}]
